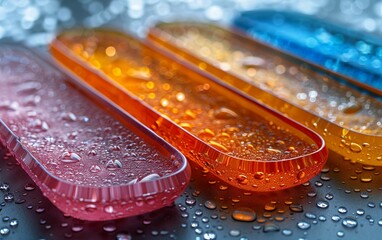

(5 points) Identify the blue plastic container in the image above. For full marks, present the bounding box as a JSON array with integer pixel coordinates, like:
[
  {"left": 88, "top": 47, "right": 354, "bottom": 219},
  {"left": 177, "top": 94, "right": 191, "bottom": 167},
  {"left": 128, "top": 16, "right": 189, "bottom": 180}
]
[{"left": 233, "top": 10, "right": 382, "bottom": 95}]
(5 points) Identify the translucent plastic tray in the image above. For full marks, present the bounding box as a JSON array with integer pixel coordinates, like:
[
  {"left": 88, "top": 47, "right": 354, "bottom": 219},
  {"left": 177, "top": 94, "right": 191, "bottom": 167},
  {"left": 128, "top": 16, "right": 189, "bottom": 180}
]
[
  {"left": 147, "top": 22, "right": 382, "bottom": 166},
  {"left": 50, "top": 28, "right": 327, "bottom": 192},
  {"left": 0, "top": 46, "right": 190, "bottom": 221},
  {"left": 233, "top": 10, "right": 382, "bottom": 96}
]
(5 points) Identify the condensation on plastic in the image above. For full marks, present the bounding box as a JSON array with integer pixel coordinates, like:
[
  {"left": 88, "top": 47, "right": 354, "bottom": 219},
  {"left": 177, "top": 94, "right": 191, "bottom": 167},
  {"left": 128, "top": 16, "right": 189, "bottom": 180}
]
[
  {"left": 233, "top": 10, "right": 382, "bottom": 96},
  {"left": 0, "top": 46, "right": 190, "bottom": 221},
  {"left": 50, "top": 28, "right": 327, "bottom": 192},
  {"left": 147, "top": 22, "right": 382, "bottom": 166}
]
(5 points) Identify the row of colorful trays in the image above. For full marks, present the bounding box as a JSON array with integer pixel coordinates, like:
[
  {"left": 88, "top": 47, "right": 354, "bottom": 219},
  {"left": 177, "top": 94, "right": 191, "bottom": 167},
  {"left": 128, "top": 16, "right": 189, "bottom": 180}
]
[{"left": 0, "top": 10, "right": 381, "bottom": 221}]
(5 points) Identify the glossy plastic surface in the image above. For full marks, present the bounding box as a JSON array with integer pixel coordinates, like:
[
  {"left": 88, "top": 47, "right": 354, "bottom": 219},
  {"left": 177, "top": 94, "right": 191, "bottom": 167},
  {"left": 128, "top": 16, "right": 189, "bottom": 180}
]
[
  {"left": 50, "top": 28, "right": 327, "bottom": 192},
  {"left": 233, "top": 10, "right": 382, "bottom": 96},
  {"left": 0, "top": 46, "right": 190, "bottom": 221},
  {"left": 148, "top": 22, "right": 382, "bottom": 166}
]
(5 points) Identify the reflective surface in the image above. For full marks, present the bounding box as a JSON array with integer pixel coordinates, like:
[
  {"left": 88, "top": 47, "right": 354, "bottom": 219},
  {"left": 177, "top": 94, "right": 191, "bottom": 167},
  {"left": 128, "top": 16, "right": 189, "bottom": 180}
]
[
  {"left": 0, "top": 145, "right": 381, "bottom": 239},
  {"left": 1, "top": 0, "right": 382, "bottom": 239}
]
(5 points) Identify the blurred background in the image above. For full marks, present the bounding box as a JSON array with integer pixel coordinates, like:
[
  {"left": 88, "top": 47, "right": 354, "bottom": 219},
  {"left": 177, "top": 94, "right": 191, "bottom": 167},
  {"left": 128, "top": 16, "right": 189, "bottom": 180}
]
[{"left": 1, "top": 0, "right": 382, "bottom": 47}]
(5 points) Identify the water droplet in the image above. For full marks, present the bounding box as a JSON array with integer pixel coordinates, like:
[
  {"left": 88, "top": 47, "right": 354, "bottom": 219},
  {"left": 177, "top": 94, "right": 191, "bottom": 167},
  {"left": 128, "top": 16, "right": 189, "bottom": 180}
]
[
  {"left": 229, "top": 229, "right": 241, "bottom": 237},
  {"left": 201, "top": 217, "right": 209, "bottom": 223},
  {"left": 281, "top": 229, "right": 293, "bottom": 236},
  {"left": 332, "top": 215, "right": 341, "bottom": 222},
  {"left": 61, "top": 151, "right": 81, "bottom": 163},
  {"left": 9, "top": 219, "right": 18, "bottom": 228},
  {"left": 106, "top": 159, "right": 123, "bottom": 170},
  {"left": 103, "top": 223, "right": 117, "bottom": 232},
  {"left": 356, "top": 209, "right": 365, "bottom": 215},
  {"left": 4, "top": 193, "right": 14, "bottom": 202},
  {"left": 195, "top": 209, "right": 203, "bottom": 216},
  {"left": 24, "top": 183, "right": 35, "bottom": 191},
  {"left": 360, "top": 192, "right": 369, "bottom": 199},
  {"left": 204, "top": 200, "right": 217, "bottom": 210},
  {"left": 325, "top": 193, "right": 334, "bottom": 200},
  {"left": 342, "top": 217, "right": 358, "bottom": 228},
  {"left": 191, "top": 221, "right": 199, "bottom": 228},
  {"left": 307, "top": 191, "right": 317, "bottom": 197},
  {"left": 104, "top": 205, "right": 114, "bottom": 213},
  {"left": 0, "top": 227, "right": 10, "bottom": 236},
  {"left": 0, "top": 183, "right": 10, "bottom": 191},
  {"left": 252, "top": 225, "right": 262, "bottom": 230},
  {"left": 254, "top": 172, "right": 265, "bottom": 180},
  {"left": 297, "top": 221, "right": 310, "bottom": 230},
  {"left": 116, "top": 233, "right": 133, "bottom": 240},
  {"left": 214, "top": 107, "right": 238, "bottom": 119},
  {"left": 85, "top": 204, "right": 97, "bottom": 212},
  {"left": 236, "top": 174, "right": 248, "bottom": 185},
  {"left": 232, "top": 208, "right": 257, "bottom": 222},
  {"left": 185, "top": 197, "right": 196, "bottom": 206},
  {"left": 315, "top": 181, "right": 323, "bottom": 187},
  {"left": 35, "top": 207, "right": 45, "bottom": 213},
  {"left": 316, "top": 200, "right": 329, "bottom": 209},
  {"left": 350, "top": 143, "right": 362, "bottom": 153},
  {"left": 203, "top": 230, "right": 217, "bottom": 240},
  {"left": 264, "top": 202, "right": 276, "bottom": 211},
  {"left": 71, "top": 225, "right": 84, "bottom": 232},
  {"left": 362, "top": 165, "right": 375, "bottom": 171},
  {"left": 209, "top": 140, "right": 228, "bottom": 152},
  {"left": 368, "top": 202, "right": 376, "bottom": 208},
  {"left": 194, "top": 228, "right": 203, "bottom": 234},
  {"left": 140, "top": 173, "right": 160, "bottom": 182},
  {"left": 297, "top": 171, "right": 305, "bottom": 179},
  {"left": 338, "top": 207, "right": 347, "bottom": 214},
  {"left": 320, "top": 175, "right": 331, "bottom": 181},
  {"left": 263, "top": 222, "right": 280, "bottom": 232},
  {"left": 305, "top": 213, "right": 317, "bottom": 219},
  {"left": 289, "top": 204, "right": 303, "bottom": 212},
  {"left": 90, "top": 164, "right": 101, "bottom": 173},
  {"left": 337, "top": 231, "right": 345, "bottom": 238},
  {"left": 61, "top": 112, "right": 77, "bottom": 121},
  {"left": 360, "top": 176, "right": 373, "bottom": 183}
]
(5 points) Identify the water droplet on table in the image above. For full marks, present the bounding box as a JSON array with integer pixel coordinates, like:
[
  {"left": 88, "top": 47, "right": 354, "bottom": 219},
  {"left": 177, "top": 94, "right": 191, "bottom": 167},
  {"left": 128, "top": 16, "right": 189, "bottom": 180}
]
[{"left": 232, "top": 208, "right": 257, "bottom": 222}]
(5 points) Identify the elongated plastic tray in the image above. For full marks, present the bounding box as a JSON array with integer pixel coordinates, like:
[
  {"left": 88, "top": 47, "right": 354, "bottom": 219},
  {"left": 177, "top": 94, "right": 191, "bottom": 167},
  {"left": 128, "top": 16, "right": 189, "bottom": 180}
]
[
  {"left": 233, "top": 10, "right": 382, "bottom": 96},
  {"left": 50, "top": 28, "right": 327, "bottom": 192},
  {"left": 147, "top": 22, "right": 382, "bottom": 166},
  {"left": 0, "top": 46, "right": 190, "bottom": 221}
]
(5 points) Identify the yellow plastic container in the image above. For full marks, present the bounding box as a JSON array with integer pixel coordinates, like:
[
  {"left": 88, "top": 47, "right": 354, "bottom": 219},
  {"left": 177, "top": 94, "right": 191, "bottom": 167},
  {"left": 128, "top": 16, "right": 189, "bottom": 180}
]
[{"left": 148, "top": 22, "right": 382, "bottom": 166}]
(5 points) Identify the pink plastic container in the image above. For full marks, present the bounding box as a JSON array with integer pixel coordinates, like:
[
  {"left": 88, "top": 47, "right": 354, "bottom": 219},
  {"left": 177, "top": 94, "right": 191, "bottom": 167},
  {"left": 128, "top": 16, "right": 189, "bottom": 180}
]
[{"left": 0, "top": 46, "right": 191, "bottom": 221}]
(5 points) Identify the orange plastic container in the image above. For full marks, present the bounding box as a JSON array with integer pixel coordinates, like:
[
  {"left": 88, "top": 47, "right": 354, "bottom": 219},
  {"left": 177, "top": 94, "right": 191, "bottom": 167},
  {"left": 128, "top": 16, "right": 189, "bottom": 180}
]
[
  {"left": 0, "top": 46, "right": 190, "bottom": 220},
  {"left": 50, "top": 28, "right": 328, "bottom": 191},
  {"left": 148, "top": 22, "right": 382, "bottom": 166}
]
